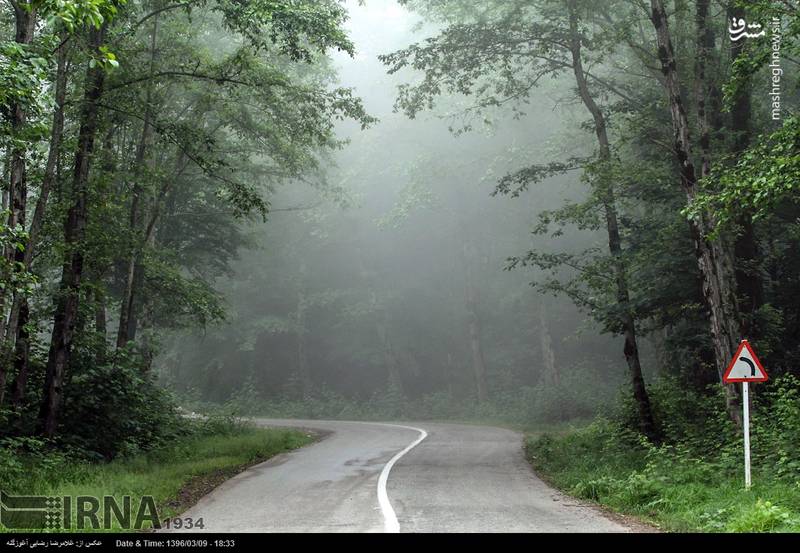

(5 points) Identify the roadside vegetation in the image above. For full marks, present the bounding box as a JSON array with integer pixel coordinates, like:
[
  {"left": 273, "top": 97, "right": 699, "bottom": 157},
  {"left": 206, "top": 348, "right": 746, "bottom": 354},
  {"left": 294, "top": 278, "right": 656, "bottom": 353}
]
[
  {"left": 528, "top": 375, "right": 800, "bottom": 533},
  {"left": 0, "top": 0, "right": 365, "bottom": 523},
  {"left": 3, "top": 0, "right": 800, "bottom": 536},
  {"left": 0, "top": 415, "right": 314, "bottom": 532},
  {"left": 362, "top": 0, "right": 800, "bottom": 534}
]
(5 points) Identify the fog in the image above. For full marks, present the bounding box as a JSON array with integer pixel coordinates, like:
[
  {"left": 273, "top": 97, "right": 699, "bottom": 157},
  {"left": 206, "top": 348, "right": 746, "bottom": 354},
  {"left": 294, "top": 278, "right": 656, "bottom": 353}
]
[{"left": 157, "top": 0, "right": 658, "bottom": 423}]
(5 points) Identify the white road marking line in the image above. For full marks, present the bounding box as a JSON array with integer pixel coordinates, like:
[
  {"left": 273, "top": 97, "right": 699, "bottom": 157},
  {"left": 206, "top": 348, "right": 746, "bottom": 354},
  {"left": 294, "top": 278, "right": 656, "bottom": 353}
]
[{"left": 376, "top": 424, "right": 428, "bottom": 533}]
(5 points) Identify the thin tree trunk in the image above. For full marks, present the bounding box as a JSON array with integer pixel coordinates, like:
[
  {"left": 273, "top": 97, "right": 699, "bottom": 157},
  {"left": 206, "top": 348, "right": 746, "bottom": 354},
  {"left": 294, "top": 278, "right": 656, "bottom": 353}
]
[
  {"left": 117, "top": 16, "right": 158, "bottom": 349},
  {"left": 295, "top": 265, "right": 311, "bottom": 399},
  {"left": 7, "top": 39, "right": 70, "bottom": 411},
  {"left": 2, "top": 161, "right": 8, "bottom": 213},
  {"left": 118, "top": 259, "right": 145, "bottom": 347},
  {"left": 0, "top": 2, "right": 37, "bottom": 406},
  {"left": 21, "top": 37, "right": 68, "bottom": 268},
  {"left": 538, "top": 308, "right": 558, "bottom": 387},
  {"left": 4, "top": 1, "right": 36, "bottom": 259},
  {"left": 462, "top": 241, "right": 489, "bottom": 403},
  {"left": 95, "top": 286, "right": 107, "bottom": 336},
  {"left": 649, "top": 0, "right": 743, "bottom": 425},
  {"left": 568, "top": 1, "right": 657, "bottom": 440},
  {"left": 355, "top": 245, "right": 402, "bottom": 401},
  {"left": 117, "top": 147, "right": 187, "bottom": 353},
  {"left": 375, "top": 305, "right": 401, "bottom": 396},
  {"left": 38, "top": 25, "right": 107, "bottom": 438},
  {"left": 9, "top": 300, "right": 29, "bottom": 410}
]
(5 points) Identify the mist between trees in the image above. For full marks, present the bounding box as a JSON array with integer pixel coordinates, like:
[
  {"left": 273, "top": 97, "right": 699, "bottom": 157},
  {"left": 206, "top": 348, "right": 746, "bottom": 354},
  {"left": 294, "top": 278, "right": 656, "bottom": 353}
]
[{"left": 2, "top": 0, "right": 800, "bottom": 461}]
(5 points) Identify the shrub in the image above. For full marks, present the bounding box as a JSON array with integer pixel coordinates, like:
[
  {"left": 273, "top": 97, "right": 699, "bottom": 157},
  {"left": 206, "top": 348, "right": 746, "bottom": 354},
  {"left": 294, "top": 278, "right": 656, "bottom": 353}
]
[
  {"left": 726, "top": 500, "right": 800, "bottom": 533},
  {"left": 0, "top": 436, "right": 89, "bottom": 493},
  {"left": 752, "top": 375, "right": 800, "bottom": 478},
  {"left": 571, "top": 476, "right": 619, "bottom": 502},
  {"left": 60, "top": 346, "right": 186, "bottom": 460}
]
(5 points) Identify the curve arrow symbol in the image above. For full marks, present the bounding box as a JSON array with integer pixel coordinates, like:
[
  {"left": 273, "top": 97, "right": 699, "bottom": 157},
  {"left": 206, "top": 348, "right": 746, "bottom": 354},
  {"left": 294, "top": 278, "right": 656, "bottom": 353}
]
[{"left": 739, "top": 356, "right": 756, "bottom": 377}]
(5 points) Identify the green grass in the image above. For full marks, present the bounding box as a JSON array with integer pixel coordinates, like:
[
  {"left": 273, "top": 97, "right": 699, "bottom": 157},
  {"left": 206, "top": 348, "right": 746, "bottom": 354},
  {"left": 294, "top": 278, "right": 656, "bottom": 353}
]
[
  {"left": 1, "top": 423, "right": 315, "bottom": 532},
  {"left": 526, "top": 420, "right": 800, "bottom": 533}
]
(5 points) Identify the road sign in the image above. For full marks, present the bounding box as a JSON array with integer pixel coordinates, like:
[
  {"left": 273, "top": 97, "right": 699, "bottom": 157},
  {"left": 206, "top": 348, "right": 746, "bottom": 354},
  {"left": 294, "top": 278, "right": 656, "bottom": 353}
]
[
  {"left": 723, "top": 340, "right": 768, "bottom": 383},
  {"left": 723, "top": 340, "right": 768, "bottom": 490}
]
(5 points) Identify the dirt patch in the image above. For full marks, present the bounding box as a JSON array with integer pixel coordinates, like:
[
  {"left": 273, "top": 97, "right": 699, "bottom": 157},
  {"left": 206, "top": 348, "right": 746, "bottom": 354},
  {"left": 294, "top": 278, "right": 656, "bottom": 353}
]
[
  {"left": 593, "top": 505, "right": 663, "bottom": 533},
  {"left": 160, "top": 466, "right": 243, "bottom": 516}
]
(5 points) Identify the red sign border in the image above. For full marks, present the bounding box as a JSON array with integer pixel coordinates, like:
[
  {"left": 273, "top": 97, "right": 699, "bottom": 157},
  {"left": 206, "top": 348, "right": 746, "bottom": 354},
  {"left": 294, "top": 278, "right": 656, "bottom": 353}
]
[{"left": 723, "top": 340, "right": 769, "bottom": 383}]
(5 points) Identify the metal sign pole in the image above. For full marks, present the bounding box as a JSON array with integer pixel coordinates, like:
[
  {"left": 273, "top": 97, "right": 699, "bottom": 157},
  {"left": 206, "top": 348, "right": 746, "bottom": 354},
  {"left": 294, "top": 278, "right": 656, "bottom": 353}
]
[
  {"left": 743, "top": 381, "right": 751, "bottom": 490},
  {"left": 723, "top": 340, "right": 767, "bottom": 490}
]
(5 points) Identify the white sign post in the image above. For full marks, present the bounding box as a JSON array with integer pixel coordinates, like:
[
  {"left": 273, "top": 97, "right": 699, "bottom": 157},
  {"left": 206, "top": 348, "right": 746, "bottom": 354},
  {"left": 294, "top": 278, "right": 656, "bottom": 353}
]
[
  {"left": 742, "top": 381, "right": 751, "bottom": 489},
  {"left": 723, "top": 340, "right": 768, "bottom": 490}
]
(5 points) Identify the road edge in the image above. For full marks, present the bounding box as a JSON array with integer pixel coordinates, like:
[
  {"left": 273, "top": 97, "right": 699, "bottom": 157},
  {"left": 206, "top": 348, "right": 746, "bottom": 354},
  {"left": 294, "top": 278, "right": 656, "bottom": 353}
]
[{"left": 522, "top": 436, "right": 662, "bottom": 534}]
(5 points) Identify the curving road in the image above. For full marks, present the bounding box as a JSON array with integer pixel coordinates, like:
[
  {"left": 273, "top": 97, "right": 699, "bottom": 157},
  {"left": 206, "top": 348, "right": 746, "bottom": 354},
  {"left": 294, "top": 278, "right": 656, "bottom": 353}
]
[{"left": 170, "top": 419, "right": 643, "bottom": 533}]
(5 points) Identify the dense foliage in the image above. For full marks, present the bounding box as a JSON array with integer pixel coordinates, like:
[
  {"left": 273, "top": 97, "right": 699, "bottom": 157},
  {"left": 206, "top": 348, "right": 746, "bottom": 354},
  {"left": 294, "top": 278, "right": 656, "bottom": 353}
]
[
  {"left": 3, "top": 1, "right": 800, "bottom": 525},
  {"left": 0, "top": 415, "right": 312, "bottom": 530},
  {"left": 529, "top": 375, "right": 800, "bottom": 531},
  {"left": 374, "top": 0, "right": 800, "bottom": 438},
  {"left": 162, "top": 0, "right": 800, "bottom": 447},
  {"left": 0, "top": 0, "right": 371, "bottom": 458}
]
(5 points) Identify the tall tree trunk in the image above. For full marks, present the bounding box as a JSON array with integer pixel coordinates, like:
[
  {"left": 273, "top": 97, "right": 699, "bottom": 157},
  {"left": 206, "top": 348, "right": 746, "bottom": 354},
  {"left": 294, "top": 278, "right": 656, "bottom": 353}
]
[
  {"left": 95, "top": 284, "right": 108, "bottom": 362},
  {"left": 568, "top": 1, "right": 658, "bottom": 440},
  {"left": 374, "top": 299, "right": 403, "bottom": 397},
  {"left": 117, "top": 147, "right": 186, "bottom": 353},
  {"left": 117, "top": 16, "right": 158, "bottom": 350},
  {"left": 2, "top": 161, "right": 8, "bottom": 212},
  {"left": 0, "top": 2, "right": 37, "bottom": 406},
  {"left": 295, "top": 265, "right": 311, "bottom": 399},
  {"left": 118, "top": 259, "right": 145, "bottom": 348},
  {"left": 538, "top": 308, "right": 558, "bottom": 387},
  {"left": 38, "top": 25, "right": 107, "bottom": 438},
  {"left": 355, "top": 244, "right": 403, "bottom": 400},
  {"left": 7, "top": 39, "right": 70, "bottom": 411},
  {"left": 9, "top": 300, "right": 30, "bottom": 410},
  {"left": 462, "top": 241, "right": 488, "bottom": 403},
  {"left": 649, "top": 0, "right": 743, "bottom": 426}
]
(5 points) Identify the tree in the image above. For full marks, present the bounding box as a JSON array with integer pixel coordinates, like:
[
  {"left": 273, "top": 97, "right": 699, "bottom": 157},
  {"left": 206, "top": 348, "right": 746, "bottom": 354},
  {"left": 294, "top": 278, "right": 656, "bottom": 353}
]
[
  {"left": 648, "top": 0, "right": 744, "bottom": 424},
  {"left": 2, "top": 0, "right": 374, "bottom": 441},
  {"left": 381, "top": 0, "right": 658, "bottom": 438}
]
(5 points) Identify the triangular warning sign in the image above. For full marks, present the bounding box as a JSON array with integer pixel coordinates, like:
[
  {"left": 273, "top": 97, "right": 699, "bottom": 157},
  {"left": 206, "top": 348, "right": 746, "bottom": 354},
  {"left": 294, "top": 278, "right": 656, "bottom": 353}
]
[{"left": 723, "top": 340, "right": 768, "bottom": 383}]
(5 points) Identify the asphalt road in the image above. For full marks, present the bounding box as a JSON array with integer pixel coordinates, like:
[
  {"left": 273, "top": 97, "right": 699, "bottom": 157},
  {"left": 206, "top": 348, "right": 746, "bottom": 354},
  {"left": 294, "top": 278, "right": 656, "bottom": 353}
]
[{"left": 170, "top": 419, "right": 642, "bottom": 533}]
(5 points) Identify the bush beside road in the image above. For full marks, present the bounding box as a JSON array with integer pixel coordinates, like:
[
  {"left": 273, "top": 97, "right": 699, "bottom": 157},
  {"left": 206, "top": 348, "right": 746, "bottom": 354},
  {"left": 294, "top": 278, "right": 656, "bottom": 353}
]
[{"left": 0, "top": 417, "right": 314, "bottom": 532}]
